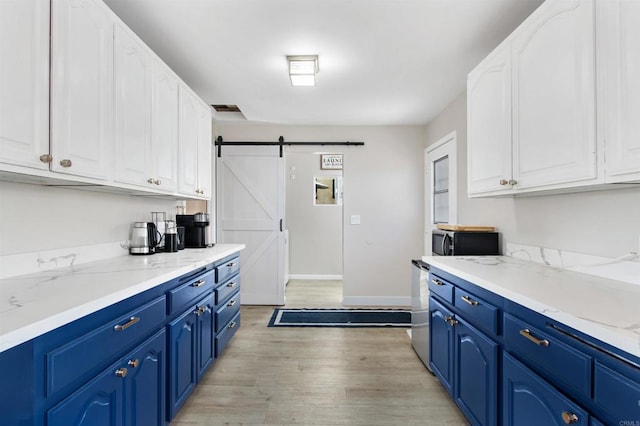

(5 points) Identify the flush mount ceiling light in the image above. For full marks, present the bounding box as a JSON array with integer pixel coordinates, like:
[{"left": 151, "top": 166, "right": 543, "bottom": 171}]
[{"left": 287, "top": 55, "right": 318, "bottom": 87}]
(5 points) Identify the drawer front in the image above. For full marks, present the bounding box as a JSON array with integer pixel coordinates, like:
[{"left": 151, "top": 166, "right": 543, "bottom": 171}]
[
  {"left": 429, "top": 274, "right": 454, "bottom": 304},
  {"left": 503, "top": 313, "right": 592, "bottom": 399},
  {"left": 215, "top": 311, "right": 240, "bottom": 357},
  {"left": 593, "top": 361, "right": 640, "bottom": 424},
  {"left": 215, "top": 291, "right": 240, "bottom": 333},
  {"left": 454, "top": 288, "right": 499, "bottom": 335},
  {"left": 47, "top": 296, "right": 166, "bottom": 397},
  {"left": 216, "top": 256, "right": 240, "bottom": 283},
  {"left": 215, "top": 273, "right": 240, "bottom": 305},
  {"left": 168, "top": 270, "right": 214, "bottom": 315}
]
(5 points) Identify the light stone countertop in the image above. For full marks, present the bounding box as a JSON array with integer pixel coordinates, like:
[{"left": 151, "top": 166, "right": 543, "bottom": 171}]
[
  {"left": 422, "top": 255, "right": 640, "bottom": 359},
  {"left": 0, "top": 244, "right": 245, "bottom": 353}
]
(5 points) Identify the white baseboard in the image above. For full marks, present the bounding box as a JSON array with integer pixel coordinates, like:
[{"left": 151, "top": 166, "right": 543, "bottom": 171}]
[
  {"left": 288, "top": 274, "right": 343, "bottom": 280},
  {"left": 342, "top": 296, "right": 411, "bottom": 307}
]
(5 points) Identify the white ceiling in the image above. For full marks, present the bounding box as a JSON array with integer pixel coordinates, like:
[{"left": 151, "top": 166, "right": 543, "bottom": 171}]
[{"left": 104, "top": 0, "right": 544, "bottom": 126}]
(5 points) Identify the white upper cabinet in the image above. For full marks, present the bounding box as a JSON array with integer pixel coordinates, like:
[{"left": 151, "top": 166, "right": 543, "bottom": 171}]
[
  {"left": 511, "top": 0, "right": 596, "bottom": 189},
  {"left": 50, "top": 0, "right": 113, "bottom": 180},
  {"left": 598, "top": 0, "right": 640, "bottom": 183},
  {"left": 151, "top": 62, "right": 179, "bottom": 192},
  {"left": 0, "top": 0, "right": 50, "bottom": 170},
  {"left": 113, "top": 24, "right": 153, "bottom": 187},
  {"left": 467, "top": 42, "right": 513, "bottom": 195},
  {"left": 197, "top": 105, "right": 213, "bottom": 199},
  {"left": 178, "top": 87, "right": 199, "bottom": 196}
]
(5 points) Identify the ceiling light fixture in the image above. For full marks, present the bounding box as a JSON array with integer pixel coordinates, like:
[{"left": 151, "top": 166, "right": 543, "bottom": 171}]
[{"left": 287, "top": 55, "right": 318, "bottom": 87}]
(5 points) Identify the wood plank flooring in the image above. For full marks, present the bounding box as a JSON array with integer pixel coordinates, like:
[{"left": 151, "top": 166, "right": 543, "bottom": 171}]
[{"left": 170, "top": 280, "right": 467, "bottom": 425}]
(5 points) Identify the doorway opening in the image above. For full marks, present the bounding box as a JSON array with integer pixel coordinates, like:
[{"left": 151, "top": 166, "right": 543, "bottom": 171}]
[{"left": 285, "top": 150, "right": 344, "bottom": 306}]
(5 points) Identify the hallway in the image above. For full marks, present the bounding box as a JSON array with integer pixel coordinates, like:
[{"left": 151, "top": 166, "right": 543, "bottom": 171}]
[{"left": 170, "top": 281, "right": 466, "bottom": 425}]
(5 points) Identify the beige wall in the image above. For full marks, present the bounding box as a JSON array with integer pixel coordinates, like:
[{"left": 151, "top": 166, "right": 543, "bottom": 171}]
[
  {"left": 216, "top": 123, "right": 424, "bottom": 305},
  {"left": 285, "top": 150, "right": 343, "bottom": 276},
  {"left": 424, "top": 91, "right": 640, "bottom": 258},
  {"left": 0, "top": 181, "right": 181, "bottom": 255}
]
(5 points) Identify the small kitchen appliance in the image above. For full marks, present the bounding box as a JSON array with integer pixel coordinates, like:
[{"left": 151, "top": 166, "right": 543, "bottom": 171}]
[
  {"left": 431, "top": 229, "right": 500, "bottom": 256},
  {"left": 129, "top": 222, "right": 156, "bottom": 255},
  {"left": 164, "top": 220, "right": 178, "bottom": 252},
  {"left": 176, "top": 213, "right": 210, "bottom": 248}
]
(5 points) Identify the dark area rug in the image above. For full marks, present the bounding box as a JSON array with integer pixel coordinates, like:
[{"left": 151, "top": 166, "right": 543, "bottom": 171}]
[{"left": 268, "top": 308, "right": 411, "bottom": 328}]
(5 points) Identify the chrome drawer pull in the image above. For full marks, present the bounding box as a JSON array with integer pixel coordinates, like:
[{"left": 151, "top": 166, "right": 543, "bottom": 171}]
[
  {"left": 432, "top": 278, "right": 445, "bottom": 286},
  {"left": 444, "top": 315, "right": 458, "bottom": 326},
  {"left": 561, "top": 411, "right": 578, "bottom": 424},
  {"left": 519, "top": 329, "right": 550, "bottom": 347},
  {"left": 115, "top": 368, "right": 128, "bottom": 378},
  {"left": 226, "top": 262, "right": 235, "bottom": 268},
  {"left": 226, "top": 281, "right": 237, "bottom": 288},
  {"left": 461, "top": 296, "right": 479, "bottom": 306},
  {"left": 128, "top": 359, "right": 139, "bottom": 368},
  {"left": 114, "top": 316, "right": 140, "bottom": 331},
  {"left": 191, "top": 279, "right": 205, "bottom": 287},
  {"left": 227, "top": 299, "right": 237, "bottom": 307},
  {"left": 194, "top": 306, "right": 207, "bottom": 316},
  {"left": 228, "top": 321, "right": 236, "bottom": 329}
]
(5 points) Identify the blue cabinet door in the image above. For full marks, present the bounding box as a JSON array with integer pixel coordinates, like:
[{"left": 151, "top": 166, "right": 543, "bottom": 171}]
[
  {"left": 126, "top": 329, "right": 166, "bottom": 426},
  {"left": 196, "top": 295, "right": 215, "bottom": 381},
  {"left": 429, "top": 297, "right": 455, "bottom": 396},
  {"left": 454, "top": 318, "right": 498, "bottom": 426},
  {"left": 47, "top": 362, "right": 124, "bottom": 426},
  {"left": 169, "top": 308, "right": 198, "bottom": 419},
  {"left": 503, "top": 352, "right": 588, "bottom": 426}
]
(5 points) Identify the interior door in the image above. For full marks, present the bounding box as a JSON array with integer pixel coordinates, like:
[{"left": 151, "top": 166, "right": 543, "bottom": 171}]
[
  {"left": 425, "top": 132, "right": 457, "bottom": 255},
  {"left": 216, "top": 146, "right": 285, "bottom": 305}
]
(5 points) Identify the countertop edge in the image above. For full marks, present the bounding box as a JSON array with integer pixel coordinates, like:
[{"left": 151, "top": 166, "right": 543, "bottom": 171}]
[{"left": 0, "top": 244, "right": 245, "bottom": 353}]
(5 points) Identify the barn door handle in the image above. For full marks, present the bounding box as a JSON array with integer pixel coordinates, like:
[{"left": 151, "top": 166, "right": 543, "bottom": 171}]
[{"left": 280, "top": 219, "right": 283, "bottom": 232}]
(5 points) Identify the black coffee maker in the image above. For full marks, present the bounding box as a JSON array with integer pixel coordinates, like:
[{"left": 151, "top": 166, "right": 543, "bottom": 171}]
[{"left": 176, "top": 213, "right": 210, "bottom": 248}]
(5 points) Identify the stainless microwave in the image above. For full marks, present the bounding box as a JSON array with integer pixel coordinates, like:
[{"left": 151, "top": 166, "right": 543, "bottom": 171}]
[{"left": 432, "top": 229, "right": 500, "bottom": 256}]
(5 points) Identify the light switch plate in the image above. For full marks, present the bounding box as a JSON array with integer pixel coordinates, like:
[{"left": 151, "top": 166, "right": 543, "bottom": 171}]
[{"left": 350, "top": 215, "right": 361, "bottom": 225}]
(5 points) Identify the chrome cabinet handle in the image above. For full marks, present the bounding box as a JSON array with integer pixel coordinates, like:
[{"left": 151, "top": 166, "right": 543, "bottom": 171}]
[
  {"left": 519, "top": 329, "right": 550, "bottom": 347},
  {"left": 147, "top": 178, "right": 155, "bottom": 184},
  {"left": 432, "top": 278, "right": 445, "bottom": 286},
  {"left": 40, "top": 154, "right": 52, "bottom": 163},
  {"left": 59, "top": 159, "right": 72, "bottom": 168},
  {"left": 128, "top": 359, "right": 139, "bottom": 368},
  {"left": 155, "top": 179, "right": 161, "bottom": 185},
  {"left": 228, "top": 321, "right": 236, "bottom": 329},
  {"left": 114, "top": 316, "right": 140, "bottom": 331},
  {"left": 561, "top": 412, "right": 578, "bottom": 424},
  {"left": 499, "top": 179, "right": 509, "bottom": 185},
  {"left": 226, "top": 281, "right": 237, "bottom": 288},
  {"left": 226, "top": 262, "right": 236, "bottom": 268},
  {"left": 227, "top": 299, "right": 237, "bottom": 307},
  {"left": 194, "top": 306, "right": 207, "bottom": 316},
  {"left": 461, "top": 295, "right": 478, "bottom": 306},
  {"left": 443, "top": 315, "right": 458, "bottom": 326},
  {"left": 508, "top": 179, "right": 517, "bottom": 186},
  {"left": 191, "top": 279, "right": 205, "bottom": 287},
  {"left": 115, "top": 368, "right": 128, "bottom": 378}
]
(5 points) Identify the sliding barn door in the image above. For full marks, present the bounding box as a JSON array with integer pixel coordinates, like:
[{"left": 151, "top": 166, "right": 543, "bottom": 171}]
[{"left": 216, "top": 146, "right": 285, "bottom": 305}]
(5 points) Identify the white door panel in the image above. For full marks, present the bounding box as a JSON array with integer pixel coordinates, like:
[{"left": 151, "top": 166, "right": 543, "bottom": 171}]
[{"left": 217, "top": 146, "right": 285, "bottom": 305}]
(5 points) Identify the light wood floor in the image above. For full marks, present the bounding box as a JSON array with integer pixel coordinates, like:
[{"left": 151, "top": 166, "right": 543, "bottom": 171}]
[{"left": 170, "top": 280, "right": 468, "bottom": 425}]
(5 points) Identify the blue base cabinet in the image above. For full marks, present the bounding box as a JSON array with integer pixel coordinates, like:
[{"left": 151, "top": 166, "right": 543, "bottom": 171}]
[
  {"left": 169, "top": 306, "right": 198, "bottom": 419},
  {"left": 455, "top": 318, "right": 498, "bottom": 426},
  {"left": 47, "top": 329, "right": 166, "bottom": 426},
  {"left": 429, "top": 297, "right": 455, "bottom": 396},
  {"left": 503, "top": 352, "right": 588, "bottom": 426}
]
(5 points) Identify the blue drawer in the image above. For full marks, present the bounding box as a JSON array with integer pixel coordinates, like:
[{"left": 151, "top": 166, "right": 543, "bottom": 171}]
[
  {"left": 215, "top": 273, "right": 240, "bottom": 305},
  {"left": 215, "top": 257, "right": 240, "bottom": 284},
  {"left": 454, "top": 288, "right": 499, "bottom": 335},
  {"left": 168, "top": 270, "right": 214, "bottom": 315},
  {"left": 503, "top": 313, "right": 592, "bottom": 399},
  {"left": 593, "top": 361, "right": 640, "bottom": 425},
  {"left": 429, "top": 274, "right": 453, "bottom": 304},
  {"left": 46, "top": 296, "right": 166, "bottom": 397},
  {"left": 215, "top": 291, "right": 240, "bottom": 333},
  {"left": 215, "top": 311, "right": 240, "bottom": 357}
]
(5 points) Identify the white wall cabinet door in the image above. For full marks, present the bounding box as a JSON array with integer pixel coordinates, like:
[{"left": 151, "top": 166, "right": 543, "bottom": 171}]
[
  {"left": 0, "top": 0, "right": 50, "bottom": 170},
  {"left": 467, "top": 42, "right": 513, "bottom": 196},
  {"left": 151, "top": 62, "right": 179, "bottom": 192},
  {"left": 113, "top": 24, "right": 153, "bottom": 187},
  {"left": 51, "top": 0, "right": 113, "bottom": 180},
  {"left": 511, "top": 0, "right": 597, "bottom": 189},
  {"left": 598, "top": 0, "right": 640, "bottom": 183},
  {"left": 196, "top": 105, "right": 212, "bottom": 198},
  {"left": 178, "top": 87, "right": 199, "bottom": 196}
]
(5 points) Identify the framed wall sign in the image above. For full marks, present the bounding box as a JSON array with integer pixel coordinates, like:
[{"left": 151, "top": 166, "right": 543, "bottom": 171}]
[{"left": 320, "top": 154, "right": 343, "bottom": 170}]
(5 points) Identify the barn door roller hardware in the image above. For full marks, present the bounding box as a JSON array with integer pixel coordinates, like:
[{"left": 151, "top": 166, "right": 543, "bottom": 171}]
[{"left": 215, "top": 136, "right": 364, "bottom": 157}]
